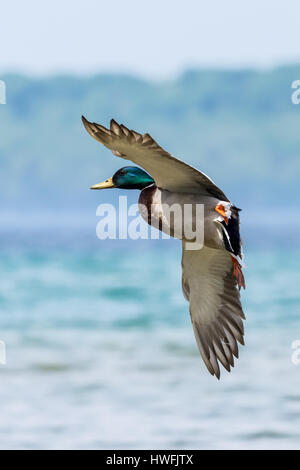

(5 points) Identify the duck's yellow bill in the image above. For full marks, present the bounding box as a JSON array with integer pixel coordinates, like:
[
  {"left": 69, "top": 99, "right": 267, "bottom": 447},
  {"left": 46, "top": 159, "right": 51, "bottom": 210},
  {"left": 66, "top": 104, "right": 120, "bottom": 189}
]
[{"left": 90, "top": 177, "right": 115, "bottom": 190}]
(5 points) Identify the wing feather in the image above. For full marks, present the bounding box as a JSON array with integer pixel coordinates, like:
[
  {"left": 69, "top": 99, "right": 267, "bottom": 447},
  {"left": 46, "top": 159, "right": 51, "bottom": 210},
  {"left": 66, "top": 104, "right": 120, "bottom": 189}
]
[
  {"left": 181, "top": 243, "right": 245, "bottom": 379},
  {"left": 82, "top": 116, "right": 229, "bottom": 200}
]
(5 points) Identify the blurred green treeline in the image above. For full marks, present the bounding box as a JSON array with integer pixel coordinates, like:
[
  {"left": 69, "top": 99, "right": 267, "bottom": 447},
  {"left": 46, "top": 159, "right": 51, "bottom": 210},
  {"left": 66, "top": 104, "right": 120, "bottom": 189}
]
[{"left": 1, "top": 65, "right": 300, "bottom": 212}]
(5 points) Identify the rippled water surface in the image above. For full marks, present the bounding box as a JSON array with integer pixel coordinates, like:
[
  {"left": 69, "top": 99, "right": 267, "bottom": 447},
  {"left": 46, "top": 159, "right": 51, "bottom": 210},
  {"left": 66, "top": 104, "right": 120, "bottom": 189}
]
[{"left": 0, "top": 231, "right": 299, "bottom": 449}]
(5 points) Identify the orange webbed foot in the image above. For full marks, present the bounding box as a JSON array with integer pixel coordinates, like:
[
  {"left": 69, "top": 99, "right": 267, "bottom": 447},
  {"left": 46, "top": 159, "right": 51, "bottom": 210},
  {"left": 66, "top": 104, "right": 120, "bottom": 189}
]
[
  {"left": 231, "top": 257, "right": 245, "bottom": 290},
  {"left": 215, "top": 203, "right": 229, "bottom": 224}
]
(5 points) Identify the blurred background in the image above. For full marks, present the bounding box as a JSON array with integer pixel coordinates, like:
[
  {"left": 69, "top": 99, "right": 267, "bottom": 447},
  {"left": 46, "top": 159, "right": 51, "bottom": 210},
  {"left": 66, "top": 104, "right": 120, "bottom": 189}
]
[{"left": 0, "top": 0, "right": 300, "bottom": 450}]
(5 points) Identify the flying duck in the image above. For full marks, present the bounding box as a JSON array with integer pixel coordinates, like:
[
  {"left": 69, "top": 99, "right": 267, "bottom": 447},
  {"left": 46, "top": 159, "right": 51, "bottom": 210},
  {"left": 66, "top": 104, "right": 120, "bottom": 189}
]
[{"left": 82, "top": 116, "right": 245, "bottom": 379}]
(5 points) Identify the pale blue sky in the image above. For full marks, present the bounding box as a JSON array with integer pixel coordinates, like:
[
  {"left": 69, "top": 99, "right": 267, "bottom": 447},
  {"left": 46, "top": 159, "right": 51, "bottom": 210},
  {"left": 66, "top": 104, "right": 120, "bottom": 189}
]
[{"left": 1, "top": 0, "right": 300, "bottom": 78}]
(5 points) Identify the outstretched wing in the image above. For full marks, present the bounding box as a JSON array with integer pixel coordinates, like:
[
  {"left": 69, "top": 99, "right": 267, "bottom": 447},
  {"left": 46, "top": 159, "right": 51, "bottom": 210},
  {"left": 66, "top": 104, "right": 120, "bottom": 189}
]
[
  {"left": 181, "top": 242, "right": 245, "bottom": 379},
  {"left": 82, "top": 116, "right": 229, "bottom": 201}
]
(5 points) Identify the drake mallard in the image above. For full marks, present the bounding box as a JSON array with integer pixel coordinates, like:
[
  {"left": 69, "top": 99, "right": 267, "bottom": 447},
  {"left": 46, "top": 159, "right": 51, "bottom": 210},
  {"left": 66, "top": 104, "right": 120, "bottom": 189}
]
[{"left": 82, "top": 116, "right": 245, "bottom": 379}]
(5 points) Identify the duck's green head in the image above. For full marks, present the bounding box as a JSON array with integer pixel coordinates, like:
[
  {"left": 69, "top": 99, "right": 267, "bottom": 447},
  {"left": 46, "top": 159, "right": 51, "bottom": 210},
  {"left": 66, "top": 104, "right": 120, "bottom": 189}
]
[{"left": 90, "top": 166, "right": 154, "bottom": 190}]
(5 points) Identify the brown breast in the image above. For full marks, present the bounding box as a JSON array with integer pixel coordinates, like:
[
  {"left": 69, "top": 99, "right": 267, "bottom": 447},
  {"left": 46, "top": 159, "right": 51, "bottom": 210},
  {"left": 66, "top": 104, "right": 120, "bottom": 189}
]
[{"left": 138, "top": 184, "right": 158, "bottom": 226}]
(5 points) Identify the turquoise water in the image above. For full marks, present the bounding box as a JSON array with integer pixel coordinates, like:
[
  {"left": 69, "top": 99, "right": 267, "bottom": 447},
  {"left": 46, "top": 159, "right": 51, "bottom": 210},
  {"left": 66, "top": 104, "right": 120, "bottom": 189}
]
[{"left": 0, "top": 229, "right": 300, "bottom": 449}]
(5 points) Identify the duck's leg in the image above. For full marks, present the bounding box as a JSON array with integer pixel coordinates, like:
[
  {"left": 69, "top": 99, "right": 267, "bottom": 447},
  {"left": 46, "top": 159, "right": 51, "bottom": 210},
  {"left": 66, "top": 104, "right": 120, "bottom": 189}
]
[
  {"left": 215, "top": 203, "right": 229, "bottom": 224},
  {"left": 231, "top": 256, "right": 245, "bottom": 290}
]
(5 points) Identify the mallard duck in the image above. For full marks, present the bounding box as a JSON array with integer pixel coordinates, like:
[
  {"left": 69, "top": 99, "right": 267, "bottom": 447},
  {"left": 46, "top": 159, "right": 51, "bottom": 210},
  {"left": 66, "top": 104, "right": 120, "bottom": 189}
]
[{"left": 82, "top": 116, "right": 245, "bottom": 379}]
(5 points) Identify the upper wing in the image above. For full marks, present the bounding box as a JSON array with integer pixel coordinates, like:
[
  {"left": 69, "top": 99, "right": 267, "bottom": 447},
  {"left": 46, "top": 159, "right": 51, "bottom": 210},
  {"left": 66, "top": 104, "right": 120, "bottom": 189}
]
[
  {"left": 82, "top": 116, "right": 229, "bottom": 200},
  {"left": 181, "top": 242, "right": 245, "bottom": 379}
]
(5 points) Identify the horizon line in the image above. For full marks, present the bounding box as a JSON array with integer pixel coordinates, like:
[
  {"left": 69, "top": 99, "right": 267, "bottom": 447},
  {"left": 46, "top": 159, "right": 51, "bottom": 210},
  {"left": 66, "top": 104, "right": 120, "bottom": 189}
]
[{"left": 1, "top": 61, "right": 300, "bottom": 81}]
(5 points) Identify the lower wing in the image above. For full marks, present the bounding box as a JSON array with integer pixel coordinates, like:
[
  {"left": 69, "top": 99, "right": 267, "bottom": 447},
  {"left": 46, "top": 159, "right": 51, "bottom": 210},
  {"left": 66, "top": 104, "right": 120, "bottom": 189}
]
[{"left": 181, "top": 242, "right": 245, "bottom": 379}]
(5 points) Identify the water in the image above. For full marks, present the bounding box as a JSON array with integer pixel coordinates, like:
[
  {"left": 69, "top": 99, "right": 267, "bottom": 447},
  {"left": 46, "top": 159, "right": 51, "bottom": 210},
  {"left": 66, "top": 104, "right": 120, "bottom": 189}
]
[{"left": 0, "top": 227, "right": 300, "bottom": 449}]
